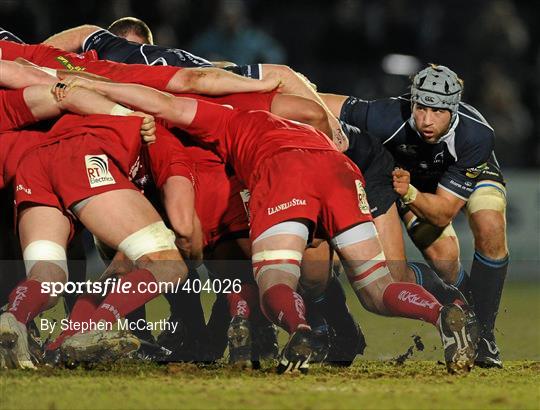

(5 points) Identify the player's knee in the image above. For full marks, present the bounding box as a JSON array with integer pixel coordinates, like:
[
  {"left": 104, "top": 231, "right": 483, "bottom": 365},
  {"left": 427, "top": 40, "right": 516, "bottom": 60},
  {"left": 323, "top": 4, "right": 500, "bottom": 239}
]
[
  {"left": 471, "top": 214, "right": 507, "bottom": 258},
  {"left": 118, "top": 221, "right": 187, "bottom": 283},
  {"left": 23, "top": 240, "right": 68, "bottom": 283},
  {"left": 252, "top": 249, "right": 302, "bottom": 290}
]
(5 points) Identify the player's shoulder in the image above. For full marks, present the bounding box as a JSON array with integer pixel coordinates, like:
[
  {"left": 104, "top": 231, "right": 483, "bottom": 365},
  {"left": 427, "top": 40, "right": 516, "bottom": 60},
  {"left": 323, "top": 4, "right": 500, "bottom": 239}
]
[
  {"left": 455, "top": 102, "right": 495, "bottom": 145},
  {"left": 82, "top": 28, "right": 115, "bottom": 52}
]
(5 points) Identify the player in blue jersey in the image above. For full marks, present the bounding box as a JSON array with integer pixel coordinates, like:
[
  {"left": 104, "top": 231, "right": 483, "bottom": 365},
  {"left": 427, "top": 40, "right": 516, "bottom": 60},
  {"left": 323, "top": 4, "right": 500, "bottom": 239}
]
[
  {"left": 322, "top": 65, "right": 508, "bottom": 368},
  {"left": 43, "top": 17, "right": 350, "bottom": 151}
]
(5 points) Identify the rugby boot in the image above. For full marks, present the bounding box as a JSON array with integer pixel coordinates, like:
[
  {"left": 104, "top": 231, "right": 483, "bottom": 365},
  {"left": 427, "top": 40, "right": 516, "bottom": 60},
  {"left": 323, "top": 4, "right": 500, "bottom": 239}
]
[
  {"left": 438, "top": 304, "right": 477, "bottom": 374},
  {"left": 307, "top": 321, "right": 330, "bottom": 363},
  {"left": 277, "top": 326, "right": 314, "bottom": 375},
  {"left": 0, "top": 312, "right": 35, "bottom": 369},
  {"left": 61, "top": 328, "right": 140, "bottom": 363},
  {"left": 326, "top": 321, "right": 366, "bottom": 367},
  {"left": 475, "top": 334, "right": 502, "bottom": 368},
  {"left": 251, "top": 321, "right": 279, "bottom": 363},
  {"left": 227, "top": 315, "right": 252, "bottom": 369}
]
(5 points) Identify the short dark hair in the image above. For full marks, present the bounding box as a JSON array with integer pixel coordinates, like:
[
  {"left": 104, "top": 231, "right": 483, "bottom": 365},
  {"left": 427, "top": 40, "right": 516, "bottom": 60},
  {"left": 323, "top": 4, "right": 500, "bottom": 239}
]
[{"left": 108, "top": 17, "right": 153, "bottom": 44}]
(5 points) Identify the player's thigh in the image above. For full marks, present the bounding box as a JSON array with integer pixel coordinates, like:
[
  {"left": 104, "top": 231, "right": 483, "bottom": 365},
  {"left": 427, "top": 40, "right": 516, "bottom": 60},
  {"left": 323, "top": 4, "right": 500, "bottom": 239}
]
[
  {"left": 18, "top": 206, "right": 71, "bottom": 250},
  {"left": 300, "top": 240, "right": 332, "bottom": 293},
  {"left": 18, "top": 205, "right": 71, "bottom": 284},
  {"left": 466, "top": 182, "right": 508, "bottom": 257},
  {"left": 74, "top": 188, "right": 163, "bottom": 249}
]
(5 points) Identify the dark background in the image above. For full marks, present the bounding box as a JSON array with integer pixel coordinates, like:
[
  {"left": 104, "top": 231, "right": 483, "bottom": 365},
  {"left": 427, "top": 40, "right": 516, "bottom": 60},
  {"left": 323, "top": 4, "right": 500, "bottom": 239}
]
[{"left": 1, "top": 0, "right": 539, "bottom": 168}]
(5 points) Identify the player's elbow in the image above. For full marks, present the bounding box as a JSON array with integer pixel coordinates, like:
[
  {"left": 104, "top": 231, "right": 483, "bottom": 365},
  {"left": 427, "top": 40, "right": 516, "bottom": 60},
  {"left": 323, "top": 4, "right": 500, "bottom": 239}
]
[{"left": 170, "top": 68, "right": 207, "bottom": 93}]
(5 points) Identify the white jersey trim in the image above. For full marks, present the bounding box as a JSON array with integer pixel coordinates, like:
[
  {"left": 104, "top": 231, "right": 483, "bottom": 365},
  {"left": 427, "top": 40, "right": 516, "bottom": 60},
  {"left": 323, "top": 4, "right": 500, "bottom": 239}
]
[{"left": 437, "top": 183, "right": 468, "bottom": 201}]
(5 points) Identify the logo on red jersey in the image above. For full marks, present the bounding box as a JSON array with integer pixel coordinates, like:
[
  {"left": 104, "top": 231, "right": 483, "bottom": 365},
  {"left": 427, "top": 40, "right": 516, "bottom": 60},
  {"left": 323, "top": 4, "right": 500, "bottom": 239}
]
[
  {"left": 267, "top": 198, "right": 307, "bottom": 215},
  {"left": 239, "top": 189, "right": 251, "bottom": 222},
  {"left": 85, "top": 155, "right": 116, "bottom": 188},
  {"left": 355, "top": 180, "right": 370, "bottom": 214},
  {"left": 55, "top": 56, "right": 86, "bottom": 72}
]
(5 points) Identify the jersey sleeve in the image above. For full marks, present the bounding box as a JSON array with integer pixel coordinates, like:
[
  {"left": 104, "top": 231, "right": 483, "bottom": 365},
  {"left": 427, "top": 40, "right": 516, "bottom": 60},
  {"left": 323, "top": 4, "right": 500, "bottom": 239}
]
[
  {"left": 340, "top": 96, "right": 406, "bottom": 144},
  {"left": 83, "top": 60, "right": 179, "bottom": 90},
  {"left": 0, "top": 88, "right": 37, "bottom": 132},
  {"left": 339, "top": 96, "right": 370, "bottom": 131},
  {"left": 183, "top": 99, "right": 234, "bottom": 145},
  {"left": 0, "top": 28, "right": 25, "bottom": 43},
  {"left": 438, "top": 134, "right": 495, "bottom": 200},
  {"left": 148, "top": 125, "right": 195, "bottom": 189}
]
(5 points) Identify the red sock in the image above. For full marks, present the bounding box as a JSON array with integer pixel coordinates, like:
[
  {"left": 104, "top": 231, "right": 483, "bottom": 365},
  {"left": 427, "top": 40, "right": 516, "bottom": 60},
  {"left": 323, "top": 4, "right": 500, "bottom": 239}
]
[
  {"left": 382, "top": 282, "right": 442, "bottom": 325},
  {"left": 46, "top": 294, "right": 100, "bottom": 351},
  {"left": 227, "top": 283, "right": 259, "bottom": 319},
  {"left": 90, "top": 269, "right": 160, "bottom": 324},
  {"left": 261, "top": 284, "right": 308, "bottom": 333},
  {"left": 8, "top": 279, "right": 49, "bottom": 324}
]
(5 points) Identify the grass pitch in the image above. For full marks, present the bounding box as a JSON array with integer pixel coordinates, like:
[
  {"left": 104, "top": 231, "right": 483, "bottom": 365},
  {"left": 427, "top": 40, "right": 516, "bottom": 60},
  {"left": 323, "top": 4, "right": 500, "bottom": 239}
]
[{"left": 0, "top": 282, "right": 538, "bottom": 410}]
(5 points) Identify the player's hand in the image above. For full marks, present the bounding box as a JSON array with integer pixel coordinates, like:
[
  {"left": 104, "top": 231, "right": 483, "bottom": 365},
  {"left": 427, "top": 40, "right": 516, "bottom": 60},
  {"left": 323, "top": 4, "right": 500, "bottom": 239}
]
[
  {"left": 52, "top": 75, "right": 93, "bottom": 101},
  {"left": 392, "top": 168, "right": 411, "bottom": 196},
  {"left": 130, "top": 111, "right": 157, "bottom": 144}
]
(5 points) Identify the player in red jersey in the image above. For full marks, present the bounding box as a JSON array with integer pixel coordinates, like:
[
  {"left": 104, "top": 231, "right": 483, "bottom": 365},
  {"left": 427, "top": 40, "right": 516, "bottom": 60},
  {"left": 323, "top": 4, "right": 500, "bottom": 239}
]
[
  {"left": 57, "top": 78, "right": 478, "bottom": 375},
  {"left": 0, "top": 65, "right": 195, "bottom": 368}
]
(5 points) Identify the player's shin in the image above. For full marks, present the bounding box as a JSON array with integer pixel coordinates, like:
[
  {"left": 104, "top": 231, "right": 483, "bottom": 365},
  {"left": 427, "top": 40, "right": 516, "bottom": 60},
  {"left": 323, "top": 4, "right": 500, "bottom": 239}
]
[{"left": 408, "top": 262, "right": 468, "bottom": 306}]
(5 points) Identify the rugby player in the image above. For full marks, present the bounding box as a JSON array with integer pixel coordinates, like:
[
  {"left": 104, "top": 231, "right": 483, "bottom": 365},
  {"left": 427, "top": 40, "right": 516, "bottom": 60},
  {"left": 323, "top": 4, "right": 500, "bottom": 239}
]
[
  {"left": 0, "top": 62, "right": 166, "bottom": 368},
  {"left": 42, "top": 18, "right": 349, "bottom": 150},
  {"left": 321, "top": 64, "right": 508, "bottom": 368},
  {"left": 57, "top": 77, "right": 478, "bottom": 374}
]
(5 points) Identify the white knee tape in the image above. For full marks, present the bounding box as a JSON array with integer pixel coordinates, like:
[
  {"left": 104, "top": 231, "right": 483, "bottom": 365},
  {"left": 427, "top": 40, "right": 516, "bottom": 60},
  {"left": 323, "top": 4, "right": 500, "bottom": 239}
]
[
  {"left": 349, "top": 251, "right": 389, "bottom": 290},
  {"left": 253, "top": 221, "right": 309, "bottom": 243},
  {"left": 23, "top": 240, "right": 68, "bottom": 280},
  {"left": 118, "top": 221, "right": 177, "bottom": 261},
  {"left": 331, "top": 222, "right": 378, "bottom": 249},
  {"left": 252, "top": 250, "right": 303, "bottom": 282}
]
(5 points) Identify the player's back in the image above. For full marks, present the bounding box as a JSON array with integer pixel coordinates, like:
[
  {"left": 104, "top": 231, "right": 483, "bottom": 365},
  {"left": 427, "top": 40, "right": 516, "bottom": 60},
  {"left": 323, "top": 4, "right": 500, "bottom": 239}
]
[
  {"left": 83, "top": 29, "right": 212, "bottom": 68},
  {"left": 186, "top": 101, "right": 335, "bottom": 187}
]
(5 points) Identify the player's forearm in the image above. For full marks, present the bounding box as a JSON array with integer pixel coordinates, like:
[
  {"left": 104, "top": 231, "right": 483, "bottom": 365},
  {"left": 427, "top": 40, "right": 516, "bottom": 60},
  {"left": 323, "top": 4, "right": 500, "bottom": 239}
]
[
  {"left": 168, "top": 67, "right": 274, "bottom": 96},
  {"left": 89, "top": 80, "right": 172, "bottom": 116},
  {"left": 162, "top": 176, "right": 196, "bottom": 252},
  {"left": 0, "top": 61, "right": 56, "bottom": 89},
  {"left": 44, "top": 25, "right": 101, "bottom": 52},
  {"left": 89, "top": 80, "right": 197, "bottom": 126},
  {"left": 406, "top": 191, "right": 457, "bottom": 227},
  {"left": 58, "top": 86, "right": 136, "bottom": 117}
]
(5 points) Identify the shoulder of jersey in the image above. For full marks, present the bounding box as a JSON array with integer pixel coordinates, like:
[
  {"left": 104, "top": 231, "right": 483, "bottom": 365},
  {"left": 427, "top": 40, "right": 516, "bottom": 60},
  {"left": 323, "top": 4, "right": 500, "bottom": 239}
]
[{"left": 457, "top": 102, "right": 494, "bottom": 138}]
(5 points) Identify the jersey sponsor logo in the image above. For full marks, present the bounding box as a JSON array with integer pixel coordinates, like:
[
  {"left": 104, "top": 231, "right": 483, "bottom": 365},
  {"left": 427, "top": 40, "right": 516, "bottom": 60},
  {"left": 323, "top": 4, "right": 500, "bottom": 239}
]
[
  {"left": 267, "top": 198, "right": 307, "bottom": 215},
  {"left": 15, "top": 184, "right": 32, "bottom": 195},
  {"left": 398, "top": 290, "right": 438, "bottom": 309},
  {"left": 355, "top": 180, "right": 370, "bottom": 214},
  {"left": 85, "top": 155, "right": 116, "bottom": 188},
  {"left": 55, "top": 56, "right": 86, "bottom": 72},
  {"left": 239, "top": 189, "right": 251, "bottom": 221},
  {"left": 465, "top": 163, "right": 488, "bottom": 178},
  {"left": 433, "top": 151, "right": 444, "bottom": 164}
]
